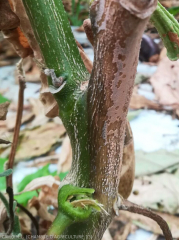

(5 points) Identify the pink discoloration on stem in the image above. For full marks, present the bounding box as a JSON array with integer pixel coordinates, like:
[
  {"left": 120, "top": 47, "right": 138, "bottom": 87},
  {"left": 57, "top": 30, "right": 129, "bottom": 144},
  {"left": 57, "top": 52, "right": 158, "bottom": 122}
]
[{"left": 87, "top": 0, "right": 157, "bottom": 216}]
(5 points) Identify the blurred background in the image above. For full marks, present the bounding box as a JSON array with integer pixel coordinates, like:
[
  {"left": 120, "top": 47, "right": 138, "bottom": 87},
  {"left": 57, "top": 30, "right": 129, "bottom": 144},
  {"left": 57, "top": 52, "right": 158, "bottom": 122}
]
[{"left": 0, "top": 0, "right": 179, "bottom": 239}]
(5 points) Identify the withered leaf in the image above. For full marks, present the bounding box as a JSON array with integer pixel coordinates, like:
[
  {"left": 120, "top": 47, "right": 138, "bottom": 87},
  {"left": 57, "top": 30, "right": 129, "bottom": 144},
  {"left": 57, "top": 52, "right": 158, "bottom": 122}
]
[
  {"left": 15, "top": 122, "right": 66, "bottom": 161},
  {"left": 0, "top": 102, "right": 10, "bottom": 120},
  {"left": 18, "top": 176, "right": 60, "bottom": 193},
  {"left": 0, "top": 0, "right": 20, "bottom": 30},
  {"left": 150, "top": 57, "right": 179, "bottom": 110}
]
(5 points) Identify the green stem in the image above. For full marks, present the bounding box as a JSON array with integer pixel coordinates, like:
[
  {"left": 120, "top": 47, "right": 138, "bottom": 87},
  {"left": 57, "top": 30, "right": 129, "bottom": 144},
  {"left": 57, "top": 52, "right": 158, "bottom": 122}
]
[
  {"left": 48, "top": 213, "right": 73, "bottom": 236},
  {"left": 151, "top": 1, "right": 179, "bottom": 61},
  {"left": 0, "top": 191, "right": 9, "bottom": 216},
  {"left": 47, "top": 184, "right": 100, "bottom": 237},
  {"left": 22, "top": 0, "right": 90, "bottom": 187},
  {"left": 22, "top": 0, "right": 87, "bottom": 83}
]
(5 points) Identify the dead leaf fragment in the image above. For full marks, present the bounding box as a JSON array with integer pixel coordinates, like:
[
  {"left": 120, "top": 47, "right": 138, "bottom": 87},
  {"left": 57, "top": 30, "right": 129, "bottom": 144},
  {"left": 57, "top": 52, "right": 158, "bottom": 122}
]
[
  {"left": 119, "top": 211, "right": 179, "bottom": 238},
  {"left": 135, "top": 149, "right": 179, "bottom": 176},
  {"left": 6, "top": 111, "right": 34, "bottom": 131},
  {"left": 102, "top": 229, "right": 113, "bottom": 240},
  {"left": 0, "top": 194, "right": 8, "bottom": 232},
  {"left": 19, "top": 176, "right": 60, "bottom": 193},
  {"left": 118, "top": 122, "right": 135, "bottom": 199},
  {"left": 150, "top": 57, "right": 179, "bottom": 109},
  {"left": 57, "top": 135, "right": 72, "bottom": 173},
  {"left": 0, "top": 0, "right": 20, "bottom": 30},
  {"left": 38, "top": 182, "right": 59, "bottom": 208},
  {"left": 0, "top": 102, "right": 10, "bottom": 120},
  {"left": 129, "top": 173, "right": 179, "bottom": 214},
  {"left": 15, "top": 122, "right": 66, "bottom": 160},
  {"left": 29, "top": 197, "right": 55, "bottom": 222},
  {"left": 130, "top": 87, "right": 162, "bottom": 110}
]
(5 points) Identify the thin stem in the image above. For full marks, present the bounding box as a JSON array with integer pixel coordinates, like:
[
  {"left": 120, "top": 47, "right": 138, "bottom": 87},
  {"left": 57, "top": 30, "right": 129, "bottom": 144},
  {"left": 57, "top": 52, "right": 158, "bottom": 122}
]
[
  {"left": 0, "top": 191, "right": 9, "bottom": 216},
  {"left": 150, "top": 2, "right": 179, "bottom": 61},
  {"left": 6, "top": 187, "right": 14, "bottom": 235},
  {"left": 119, "top": 199, "right": 173, "bottom": 240},
  {"left": 6, "top": 60, "right": 25, "bottom": 189},
  {"left": 16, "top": 202, "right": 39, "bottom": 235}
]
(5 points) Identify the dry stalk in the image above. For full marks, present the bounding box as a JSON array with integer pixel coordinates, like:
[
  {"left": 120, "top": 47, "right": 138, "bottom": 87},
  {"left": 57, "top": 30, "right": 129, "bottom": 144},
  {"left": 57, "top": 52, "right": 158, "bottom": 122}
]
[{"left": 6, "top": 59, "right": 26, "bottom": 189}]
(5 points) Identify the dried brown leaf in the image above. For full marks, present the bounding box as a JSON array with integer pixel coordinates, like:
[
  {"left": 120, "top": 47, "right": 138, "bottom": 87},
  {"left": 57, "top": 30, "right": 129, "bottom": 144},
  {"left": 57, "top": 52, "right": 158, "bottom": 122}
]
[
  {"left": 6, "top": 112, "right": 34, "bottom": 131},
  {"left": 11, "top": 0, "right": 59, "bottom": 118},
  {"left": 130, "top": 87, "right": 162, "bottom": 110},
  {"left": 0, "top": 194, "right": 8, "bottom": 232},
  {"left": 0, "top": 0, "right": 20, "bottom": 30},
  {"left": 57, "top": 135, "right": 72, "bottom": 173},
  {"left": 109, "top": 216, "right": 132, "bottom": 240},
  {"left": 29, "top": 197, "right": 55, "bottom": 222},
  {"left": 119, "top": 211, "right": 179, "bottom": 238},
  {"left": 18, "top": 216, "right": 31, "bottom": 235},
  {"left": 118, "top": 122, "right": 135, "bottom": 199},
  {"left": 129, "top": 173, "right": 179, "bottom": 214},
  {"left": 0, "top": 102, "right": 10, "bottom": 120},
  {"left": 102, "top": 229, "right": 113, "bottom": 240},
  {"left": 15, "top": 122, "right": 66, "bottom": 160},
  {"left": 150, "top": 57, "right": 179, "bottom": 110},
  {"left": 38, "top": 182, "right": 59, "bottom": 208},
  {"left": 2, "top": 28, "right": 33, "bottom": 58},
  {"left": 18, "top": 176, "right": 60, "bottom": 194}
]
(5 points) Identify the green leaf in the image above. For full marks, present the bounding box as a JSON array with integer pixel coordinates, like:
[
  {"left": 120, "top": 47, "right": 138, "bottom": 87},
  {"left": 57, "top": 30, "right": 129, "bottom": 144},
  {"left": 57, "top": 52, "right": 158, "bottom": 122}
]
[
  {"left": 17, "top": 164, "right": 52, "bottom": 192},
  {"left": 0, "top": 94, "right": 10, "bottom": 104},
  {"left": 0, "top": 158, "right": 8, "bottom": 191},
  {"left": 135, "top": 149, "right": 179, "bottom": 176},
  {"left": 14, "top": 191, "right": 38, "bottom": 206},
  {"left": 168, "top": 6, "right": 179, "bottom": 16},
  {"left": 59, "top": 171, "right": 68, "bottom": 180},
  {"left": 0, "top": 169, "right": 13, "bottom": 177}
]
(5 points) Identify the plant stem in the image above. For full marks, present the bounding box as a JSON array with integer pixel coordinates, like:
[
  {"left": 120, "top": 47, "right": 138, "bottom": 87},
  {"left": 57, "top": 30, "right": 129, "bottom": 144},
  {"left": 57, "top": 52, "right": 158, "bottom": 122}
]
[
  {"left": 6, "top": 60, "right": 25, "bottom": 189},
  {"left": 150, "top": 1, "right": 179, "bottom": 61},
  {"left": 6, "top": 187, "right": 14, "bottom": 235},
  {"left": 47, "top": 213, "right": 73, "bottom": 237},
  {"left": 22, "top": 0, "right": 90, "bottom": 187},
  {"left": 22, "top": 0, "right": 87, "bottom": 85},
  {"left": 17, "top": 202, "right": 39, "bottom": 235},
  {"left": 119, "top": 199, "right": 172, "bottom": 240},
  {"left": 0, "top": 191, "right": 9, "bottom": 215}
]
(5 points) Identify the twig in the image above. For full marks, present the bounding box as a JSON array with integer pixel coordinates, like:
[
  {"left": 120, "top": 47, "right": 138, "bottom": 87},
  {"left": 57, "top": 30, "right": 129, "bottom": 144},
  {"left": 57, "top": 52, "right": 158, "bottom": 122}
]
[
  {"left": 118, "top": 199, "right": 173, "bottom": 240},
  {"left": 6, "top": 59, "right": 26, "bottom": 189},
  {"left": 16, "top": 202, "right": 39, "bottom": 236},
  {"left": 6, "top": 187, "right": 14, "bottom": 235},
  {"left": 5, "top": 59, "right": 25, "bottom": 236}
]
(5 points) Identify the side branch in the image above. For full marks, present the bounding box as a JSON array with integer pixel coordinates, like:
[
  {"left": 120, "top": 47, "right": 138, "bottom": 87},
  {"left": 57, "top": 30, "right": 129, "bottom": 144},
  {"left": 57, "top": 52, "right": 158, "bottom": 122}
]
[
  {"left": 6, "top": 60, "right": 25, "bottom": 189},
  {"left": 119, "top": 199, "right": 172, "bottom": 240}
]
